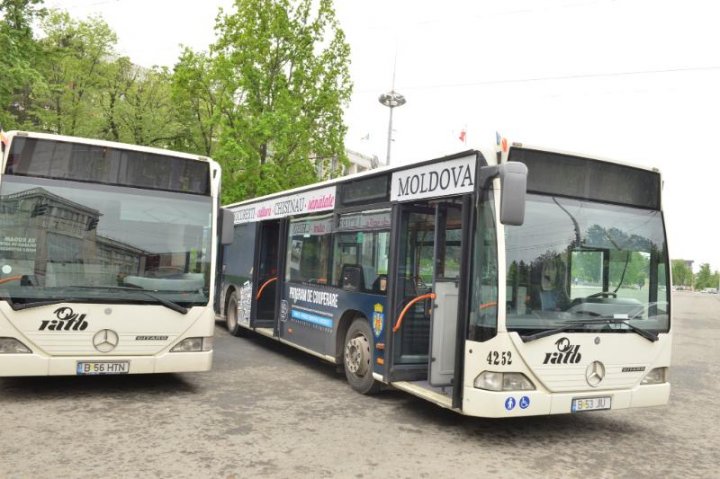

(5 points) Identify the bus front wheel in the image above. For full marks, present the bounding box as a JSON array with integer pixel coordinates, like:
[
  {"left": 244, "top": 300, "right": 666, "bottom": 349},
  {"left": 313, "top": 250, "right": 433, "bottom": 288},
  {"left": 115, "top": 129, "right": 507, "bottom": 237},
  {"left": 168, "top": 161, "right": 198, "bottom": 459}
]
[
  {"left": 343, "top": 318, "right": 381, "bottom": 394},
  {"left": 225, "top": 291, "right": 246, "bottom": 337}
]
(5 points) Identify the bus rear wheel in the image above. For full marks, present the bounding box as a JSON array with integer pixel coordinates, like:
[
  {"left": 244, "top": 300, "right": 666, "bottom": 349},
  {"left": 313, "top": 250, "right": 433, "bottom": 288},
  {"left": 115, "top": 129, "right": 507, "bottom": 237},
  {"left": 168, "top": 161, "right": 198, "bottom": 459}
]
[
  {"left": 225, "top": 291, "right": 246, "bottom": 337},
  {"left": 343, "top": 318, "right": 381, "bottom": 394}
]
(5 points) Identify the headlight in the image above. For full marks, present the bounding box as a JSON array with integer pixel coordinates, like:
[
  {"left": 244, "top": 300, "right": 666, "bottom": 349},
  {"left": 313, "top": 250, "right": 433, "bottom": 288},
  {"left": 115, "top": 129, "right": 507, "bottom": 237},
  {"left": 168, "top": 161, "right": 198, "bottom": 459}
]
[
  {"left": 170, "top": 337, "right": 213, "bottom": 352},
  {"left": 474, "top": 371, "right": 535, "bottom": 391},
  {"left": 641, "top": 367, "right": 668, "bottom": 385},
  {"left": 0, "top": 337, "right": 32, "bottom": 354}
]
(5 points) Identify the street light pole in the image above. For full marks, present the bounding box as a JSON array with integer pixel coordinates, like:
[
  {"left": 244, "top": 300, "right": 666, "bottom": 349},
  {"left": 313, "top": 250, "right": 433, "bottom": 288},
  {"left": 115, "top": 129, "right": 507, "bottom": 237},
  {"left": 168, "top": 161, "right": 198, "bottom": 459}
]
[
  {"left": 378, "top": 90, "right": 406, "bottom": 165},
  {"left": 378, "top": 53, "right": 406, "bottom": 165}
]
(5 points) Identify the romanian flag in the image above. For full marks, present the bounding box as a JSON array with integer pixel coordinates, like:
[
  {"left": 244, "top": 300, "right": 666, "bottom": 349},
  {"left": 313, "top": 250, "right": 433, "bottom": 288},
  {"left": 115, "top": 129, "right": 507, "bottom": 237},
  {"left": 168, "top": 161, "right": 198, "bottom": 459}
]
[{"left": 0, "top": 128, "right": 8, "bottom": 148}]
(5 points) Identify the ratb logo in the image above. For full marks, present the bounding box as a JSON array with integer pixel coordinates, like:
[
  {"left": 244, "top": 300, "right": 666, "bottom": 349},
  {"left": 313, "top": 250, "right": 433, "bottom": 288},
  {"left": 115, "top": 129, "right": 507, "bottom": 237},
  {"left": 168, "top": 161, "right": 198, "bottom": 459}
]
[
  {"left": 542, "top": 337, "right": 582, "bottom": 364},
  {"left": 38, "top": 307, "right": 88, "bottom": 331}
]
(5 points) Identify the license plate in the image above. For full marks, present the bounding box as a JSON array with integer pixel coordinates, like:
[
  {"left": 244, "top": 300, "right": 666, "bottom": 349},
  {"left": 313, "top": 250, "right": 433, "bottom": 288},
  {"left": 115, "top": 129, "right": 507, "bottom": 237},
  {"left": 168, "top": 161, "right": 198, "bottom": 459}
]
[
  {"left": 572, "top": 396, "right": 611, "bottom": 412},
  {"left": 76, "top": 361, "right": 130, "bottom": 375}
]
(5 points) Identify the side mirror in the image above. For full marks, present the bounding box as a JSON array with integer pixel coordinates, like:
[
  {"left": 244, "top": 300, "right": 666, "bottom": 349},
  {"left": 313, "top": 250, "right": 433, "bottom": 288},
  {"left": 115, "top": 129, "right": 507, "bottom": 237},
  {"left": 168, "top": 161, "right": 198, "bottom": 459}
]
[
  {"left": 221, "top": 208, "right": 235, "bottom": 245},
  {"left": 498, "top": 162, "right": 527, "bottom": 226},
  {"left": 478, "top": 162, "right": 528, "bottom": 226}
]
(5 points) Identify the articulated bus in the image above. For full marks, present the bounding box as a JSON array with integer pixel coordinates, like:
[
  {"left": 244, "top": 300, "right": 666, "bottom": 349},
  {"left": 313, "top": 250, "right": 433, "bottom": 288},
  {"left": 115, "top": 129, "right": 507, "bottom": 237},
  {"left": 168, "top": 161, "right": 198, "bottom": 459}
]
[
  {"left": 220, "top": 144, "right": 670, "bottom": 417},
  {"left": 0, "top": 131, "right": 233, "bottom": 376}
]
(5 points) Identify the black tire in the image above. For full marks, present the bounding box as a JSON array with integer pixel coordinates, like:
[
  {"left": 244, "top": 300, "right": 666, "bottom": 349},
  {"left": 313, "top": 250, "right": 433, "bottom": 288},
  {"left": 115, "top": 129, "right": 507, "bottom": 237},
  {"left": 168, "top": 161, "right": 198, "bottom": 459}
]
[
  {"left": 343, "top": 318, "right": 381, "bottom": 394},
  {"left": 225, "top": 291, "right": 246, "bottom": 337}
]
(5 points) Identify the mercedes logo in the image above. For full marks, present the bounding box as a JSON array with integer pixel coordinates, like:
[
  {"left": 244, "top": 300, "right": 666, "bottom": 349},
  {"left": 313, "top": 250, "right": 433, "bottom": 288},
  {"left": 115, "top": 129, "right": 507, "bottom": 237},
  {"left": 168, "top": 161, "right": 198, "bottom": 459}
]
[
  {"left": 92, "top": 329, "right": 119, "bottom": 353},
  {"left": 585, "top": 360, "right": 606, "bottom": 387}
]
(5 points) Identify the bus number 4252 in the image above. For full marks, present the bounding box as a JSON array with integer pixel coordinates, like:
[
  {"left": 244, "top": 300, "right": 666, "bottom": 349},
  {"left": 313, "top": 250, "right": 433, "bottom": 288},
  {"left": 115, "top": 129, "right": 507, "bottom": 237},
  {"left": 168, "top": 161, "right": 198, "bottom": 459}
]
[{"left": 487, "top": 351, "right": 512, "bottom": 366}]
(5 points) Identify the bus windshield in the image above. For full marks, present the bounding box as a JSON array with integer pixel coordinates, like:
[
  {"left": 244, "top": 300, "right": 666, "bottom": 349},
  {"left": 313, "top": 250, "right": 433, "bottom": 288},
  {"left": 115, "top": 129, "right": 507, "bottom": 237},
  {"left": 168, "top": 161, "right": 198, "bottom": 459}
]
[
  {"left": 504, "top": 194, "right": 669, "bottom": 338},
  {"left": 0, "top": 175, "right": 212, "bottom": 308}
]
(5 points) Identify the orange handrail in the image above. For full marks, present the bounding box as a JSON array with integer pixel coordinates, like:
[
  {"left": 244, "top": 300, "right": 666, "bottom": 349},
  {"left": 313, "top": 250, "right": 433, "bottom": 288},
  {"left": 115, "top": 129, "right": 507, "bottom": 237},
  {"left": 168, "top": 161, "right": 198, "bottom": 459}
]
[
  {"left": 393, "top": 292, "right": 436, "bottom": 333},
  {"left": 0, "top": 275, "right": 23, "bottom": 285},
  {"left": 479, "top": 301, "right": 497, "bottom": 310},
  {"left": 256, "top": 276, "right": 278, "bottom": 301}
]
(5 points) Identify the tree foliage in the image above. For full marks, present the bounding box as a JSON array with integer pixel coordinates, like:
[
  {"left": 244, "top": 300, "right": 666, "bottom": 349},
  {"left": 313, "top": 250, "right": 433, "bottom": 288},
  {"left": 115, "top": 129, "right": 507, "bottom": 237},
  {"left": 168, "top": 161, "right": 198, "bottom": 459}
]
[
  {"left": 0, "top": 0, "right": 352, "bottom": 204},
  {"left": 170, "top": 49, "right": 219, "bottom": 156},
  {"left": 33, "top": 11, "right": 117, "bottom": 135},
  {"left": 189, "top": 0, "right": 353, "bottom": 202},
  {"left": 694, "top": 263, "right": 719, "bottom": 291},
  {"left": 0, "top": 0, "right": 46, "bottom": 128},
  {"left": 671, "top": 260, "right": 693, "bottom": 287}
]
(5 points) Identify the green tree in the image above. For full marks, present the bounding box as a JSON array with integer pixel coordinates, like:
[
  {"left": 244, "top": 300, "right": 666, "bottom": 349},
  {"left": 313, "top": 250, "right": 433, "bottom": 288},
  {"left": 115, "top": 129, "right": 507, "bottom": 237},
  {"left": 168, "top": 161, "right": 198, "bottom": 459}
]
[
  {"left": 117, "top": 66, "right": 179, "bottom": 147},
  {"left": 207, "top": 0, "right": 352, "bottom": 202},
  {"left": 33, "top": 10, "right": 117, "bottom": 136},
  {"left": 98, "top": 56, "right": 136, "bottom": 142},
  {"left": 170, "top": 49, "right": 221, "bottom": 156},
  {"left": 695, "top": 263, "right": 719, "bottom": 291},
  {"left": 671, "top": 260, "right": 693, "bottom": 288},
  {"left": 0, "top": 0, "right": 46, "bottom": 128}
]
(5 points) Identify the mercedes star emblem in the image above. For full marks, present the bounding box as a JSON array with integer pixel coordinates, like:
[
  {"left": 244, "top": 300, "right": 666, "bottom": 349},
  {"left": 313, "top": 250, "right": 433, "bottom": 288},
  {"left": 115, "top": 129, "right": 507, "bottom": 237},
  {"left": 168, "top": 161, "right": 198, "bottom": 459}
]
[
  {"left": 585, "top": 360, "right": 606, "bottom": 387},
  {"left": 92, "top": 329, "right": 119, "bottom": 353}
]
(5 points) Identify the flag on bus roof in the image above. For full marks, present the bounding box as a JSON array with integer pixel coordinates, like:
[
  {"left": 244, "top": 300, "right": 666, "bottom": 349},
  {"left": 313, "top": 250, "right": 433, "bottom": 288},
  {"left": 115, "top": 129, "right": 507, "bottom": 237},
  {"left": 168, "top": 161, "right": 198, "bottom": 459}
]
[
  {"left": 458, "top": 128, "right": 467, "bottom": 144},
  {"left": 0, "top": 127, "right": 8, "bottom": 148},
  {"left": 495, "top": 131, "right": 508, "bottom": 153}
]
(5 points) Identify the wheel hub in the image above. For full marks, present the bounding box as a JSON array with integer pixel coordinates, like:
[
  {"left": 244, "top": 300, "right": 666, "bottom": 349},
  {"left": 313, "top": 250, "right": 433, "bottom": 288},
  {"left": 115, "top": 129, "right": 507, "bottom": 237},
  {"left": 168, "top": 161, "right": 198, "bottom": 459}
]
[{"left": 345, "top": 334, "right": 370, "bottom": 376}]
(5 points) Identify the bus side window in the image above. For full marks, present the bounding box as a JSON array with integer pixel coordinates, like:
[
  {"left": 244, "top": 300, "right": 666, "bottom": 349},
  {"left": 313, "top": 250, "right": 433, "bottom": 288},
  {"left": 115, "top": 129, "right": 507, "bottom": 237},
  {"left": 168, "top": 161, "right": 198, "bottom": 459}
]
[
  {"left": 286, "top": 215, "right": 333, "bottom": 284},
  {"left": 332, "top": 228, "right": 390, "bottom": 295}
]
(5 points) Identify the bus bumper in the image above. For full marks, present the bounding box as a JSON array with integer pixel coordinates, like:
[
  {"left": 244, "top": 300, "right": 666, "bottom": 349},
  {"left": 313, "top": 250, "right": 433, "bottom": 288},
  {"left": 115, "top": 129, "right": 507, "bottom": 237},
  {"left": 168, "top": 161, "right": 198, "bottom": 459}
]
[
  {"left": 0, "top": 351, "right": 213, "bottom": 377},
  {"left": 461, "top": 382, "right": 671, "bottom": 418}
]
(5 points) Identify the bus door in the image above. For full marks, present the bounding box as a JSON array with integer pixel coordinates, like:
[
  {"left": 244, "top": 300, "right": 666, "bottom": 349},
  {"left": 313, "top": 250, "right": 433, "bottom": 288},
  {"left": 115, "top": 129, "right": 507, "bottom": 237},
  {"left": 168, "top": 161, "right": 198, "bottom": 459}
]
[
  {"left": 252, "top": 219, "right": 284, "bottom": 329},
  {"left": 428, "top": 203, "right": 463, "bottom": 386},
  {"left": 390, "top": 200, "right": 467, "bottom": 386},
  {"left": 390, "top": 204, "right": 436, "bottom": 380}
]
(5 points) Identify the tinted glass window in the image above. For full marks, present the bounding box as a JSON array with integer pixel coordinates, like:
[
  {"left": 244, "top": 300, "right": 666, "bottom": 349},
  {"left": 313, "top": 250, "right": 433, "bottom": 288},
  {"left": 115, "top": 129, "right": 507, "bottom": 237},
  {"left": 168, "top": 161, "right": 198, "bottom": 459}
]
[
  {"left": 333, "top": 231, "right": 390, "bottom": 293},
  {"left": 224, "top": 223, "right": 256, "bottom": 284},
  {"left": 286, "top": 215, "right": 333, "bottom": 284},
  {"left": 469, "top": 190, "right": 498, "bottom": 342},
  {"left": 0, "top": 176, "right": 212, "bottom": 307},
  {"left": 7, "top": 137, "right": 210, "bottom": 195},
  {"left": 340, "top": 175, "right": 389, "bottom": 205},
  {"left": 504, "top": 194, "right": 669, "bottom": 337},
  {"left": 509, "top": 148, "right": 660, "bottom": 209}
]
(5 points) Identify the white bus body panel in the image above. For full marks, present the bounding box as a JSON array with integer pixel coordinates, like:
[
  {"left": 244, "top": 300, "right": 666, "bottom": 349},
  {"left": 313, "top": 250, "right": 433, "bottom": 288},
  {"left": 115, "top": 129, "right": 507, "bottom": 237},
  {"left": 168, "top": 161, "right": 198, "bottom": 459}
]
[
  {"left": 0, "top": 303, "right": 215, "bottom": 376},
  {"left": 461, "top": 332, "right": 672, "bottom": 418}
]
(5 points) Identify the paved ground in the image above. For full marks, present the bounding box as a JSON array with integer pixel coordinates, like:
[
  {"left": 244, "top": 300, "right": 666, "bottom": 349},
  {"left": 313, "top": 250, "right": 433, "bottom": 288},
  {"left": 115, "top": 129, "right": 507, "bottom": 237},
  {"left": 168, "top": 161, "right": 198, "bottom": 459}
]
[{"left": 0, "top": 291, "right": 718, "bottom": 478}]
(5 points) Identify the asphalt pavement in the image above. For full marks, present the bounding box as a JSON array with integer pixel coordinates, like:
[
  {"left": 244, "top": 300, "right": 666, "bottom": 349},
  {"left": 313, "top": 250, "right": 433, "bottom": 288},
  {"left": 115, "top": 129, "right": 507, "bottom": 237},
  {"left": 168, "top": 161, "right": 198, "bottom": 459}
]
[{"left": 0, "top": 291, "right": 718, "bottom": 478}]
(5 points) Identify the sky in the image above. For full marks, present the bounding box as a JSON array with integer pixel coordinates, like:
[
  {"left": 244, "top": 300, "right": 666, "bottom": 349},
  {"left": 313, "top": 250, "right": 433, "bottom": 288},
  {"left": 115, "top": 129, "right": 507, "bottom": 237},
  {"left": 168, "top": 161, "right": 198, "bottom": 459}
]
[{"left": 47, "top": 0, "right": 720, "bottom": 271}]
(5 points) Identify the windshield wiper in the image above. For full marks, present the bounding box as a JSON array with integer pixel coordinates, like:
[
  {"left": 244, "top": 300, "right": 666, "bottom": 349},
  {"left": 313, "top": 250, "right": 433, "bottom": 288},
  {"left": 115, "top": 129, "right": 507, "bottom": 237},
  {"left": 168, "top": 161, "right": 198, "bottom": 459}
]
[
  {"left": 521, "top": 317, "right": 658, "bottom": 343},
  {"left": 584, "top": 317, "right": 659, "bottom": 342},
  {"left": 1, "top": 288, "right": 189, "bottom": 314},
  {"left": 521, "top": 322, "right": 592, "bottom": 343},
  {"left": 0, "top": 291, "right": 67, "bottom": 310},
  {"left": 65, "top": 286, "right": 189, "bottom": 315},
  {"left": 2, "top": 297, "right": 72, "bottom": 311},
  {"left": 134, "top": 290, "right": 188, "bottom": 315}
]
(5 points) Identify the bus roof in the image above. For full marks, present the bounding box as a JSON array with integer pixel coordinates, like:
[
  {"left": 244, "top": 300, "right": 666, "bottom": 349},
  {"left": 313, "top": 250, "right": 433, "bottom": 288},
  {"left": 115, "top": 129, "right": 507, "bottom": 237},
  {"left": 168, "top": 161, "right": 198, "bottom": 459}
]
[
  {"left": 224, "top": 142, "right": 662, "bottom": 209},
  {"left": 224, "top": 149, "right": 481, "bottom": 209}
]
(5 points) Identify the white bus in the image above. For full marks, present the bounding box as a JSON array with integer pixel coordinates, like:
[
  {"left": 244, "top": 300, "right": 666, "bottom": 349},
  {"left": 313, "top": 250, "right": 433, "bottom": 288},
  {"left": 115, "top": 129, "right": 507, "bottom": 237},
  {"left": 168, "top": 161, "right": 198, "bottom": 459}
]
[
  {"left": 220, "top": 144, "right": 671, "bottom": 417},
  {"left": 0, "top": 131, "right": 233, "bottom": 376}
]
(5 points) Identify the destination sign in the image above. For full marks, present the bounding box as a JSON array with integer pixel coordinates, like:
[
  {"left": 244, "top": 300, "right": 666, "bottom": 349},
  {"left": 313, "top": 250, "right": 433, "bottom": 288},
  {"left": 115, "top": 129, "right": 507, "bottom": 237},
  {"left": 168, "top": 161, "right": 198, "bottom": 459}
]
[
  {"left": 390, "top": 155, "right": 476, "bottom": 202},
  {"left": 232, "top": 185, "right": 336, "bottom": 224}
]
